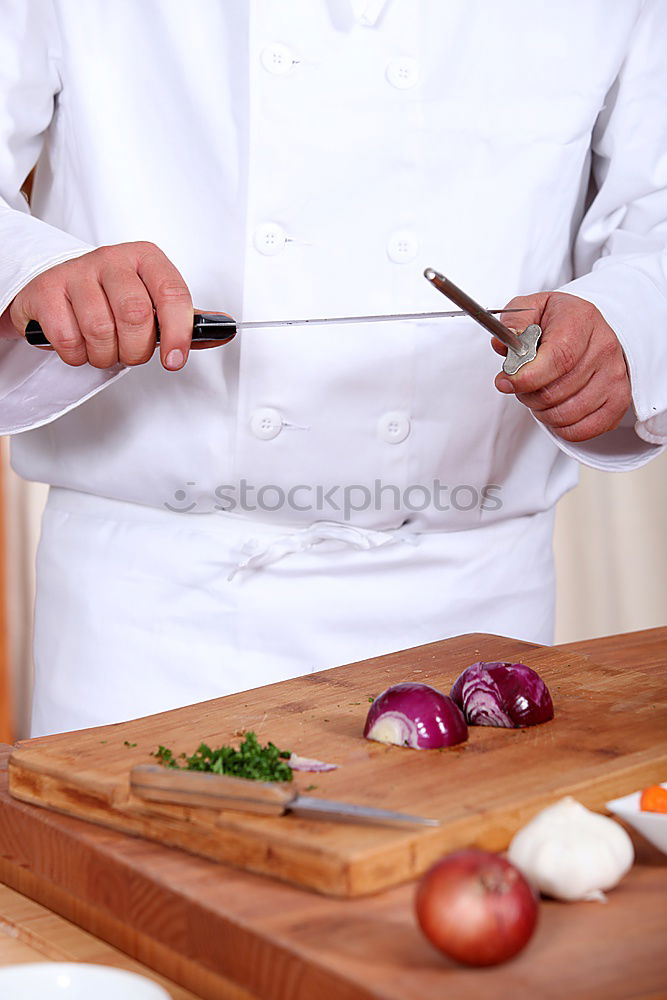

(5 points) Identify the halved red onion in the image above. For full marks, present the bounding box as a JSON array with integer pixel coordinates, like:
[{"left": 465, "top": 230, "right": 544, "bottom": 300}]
[
  {"left": 364, "top": 682, "right": 468, "bottom": 749},
  {"left": 450, "top": 661, "right": 553, "bottom": 728}
]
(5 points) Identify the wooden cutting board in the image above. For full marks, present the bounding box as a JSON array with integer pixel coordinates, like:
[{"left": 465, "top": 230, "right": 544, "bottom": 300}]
[{"left": 8, "top": 633, "right": 667, "bottom": 897}]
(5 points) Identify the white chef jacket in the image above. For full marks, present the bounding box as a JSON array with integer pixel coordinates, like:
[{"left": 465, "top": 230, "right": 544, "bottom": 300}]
[{"left": 0, "top": 1, "right": 666, "bottom": 735}]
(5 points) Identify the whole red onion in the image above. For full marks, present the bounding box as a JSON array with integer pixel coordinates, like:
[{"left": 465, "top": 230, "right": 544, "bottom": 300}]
[{"left": 415, "top": 849, "right": 539, "bottom": 966}]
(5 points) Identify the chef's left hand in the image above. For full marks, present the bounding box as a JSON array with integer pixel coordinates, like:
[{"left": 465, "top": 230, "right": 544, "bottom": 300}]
[{"left": 492, "top": 291, "right": 632, "bottom": 442}]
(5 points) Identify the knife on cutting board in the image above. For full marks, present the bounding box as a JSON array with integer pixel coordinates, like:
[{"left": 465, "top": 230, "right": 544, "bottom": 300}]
[{"left": 130, "top": 764, "right": 440, "bottom": 829}]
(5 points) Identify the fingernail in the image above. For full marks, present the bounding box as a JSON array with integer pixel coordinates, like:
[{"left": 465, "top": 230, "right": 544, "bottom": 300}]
[
  {"left": 165, "top": 348, "right": 184, "bottom": 370},
  {"left": 496, "top": 378, "right": 514, "bottom": 393}
]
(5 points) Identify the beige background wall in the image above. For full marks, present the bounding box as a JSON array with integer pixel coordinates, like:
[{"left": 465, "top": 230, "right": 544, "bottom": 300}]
[
  {"left": 4, "top": 462, "right": 46, "bottom": 738},
  {"left": 554, "top": 449, "right": 667, "bottom": 642},
  {"left": 4, "top": 448, "right": 667, "bottom": 737}
]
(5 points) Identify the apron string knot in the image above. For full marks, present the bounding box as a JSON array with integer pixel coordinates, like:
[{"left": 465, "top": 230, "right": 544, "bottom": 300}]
[{"left": 228, "top": 519, "right": 418, "bottom": 581}]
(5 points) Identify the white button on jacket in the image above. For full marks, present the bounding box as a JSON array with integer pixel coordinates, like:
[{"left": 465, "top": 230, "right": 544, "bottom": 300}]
[
  {"left": 0, "top": 1, "right": 665, "bottom": 734},
  {"left": 250, "top": 407, "right": 284, "bottom": 440},
  {"left": 385, "top": 56, "right": 419, "bottom": 89},
  {"left": 386, "top": 231, "right": 419, "bottom": 263},
  {"left": 253, "top": 223, "right": 288, "bottom": 256},
  {"left": 378, "top": 412, "right": 411, "bottom": 444},
  {"left": 260, "top": 43, "right": 297, "bottom": 75}
]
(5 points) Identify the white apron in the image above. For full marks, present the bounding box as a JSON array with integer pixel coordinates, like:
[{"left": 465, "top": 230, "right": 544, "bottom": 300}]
[{"left": 31, "top": 486, "right": 555, "bottom": 736}]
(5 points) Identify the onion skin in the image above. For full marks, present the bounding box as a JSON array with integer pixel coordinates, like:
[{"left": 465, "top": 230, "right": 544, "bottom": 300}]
[
  {"left": 363, "top": 682, "right": 468, "bottom": 749},
  {"left": 288, "top": 753, "right": 338, "bottom": 773},
  {"left": 415, "top": 849, "right": 539, "bottom": 966},
  {"left": 450, "top": 661, "right": 554, "bottom": 728}
]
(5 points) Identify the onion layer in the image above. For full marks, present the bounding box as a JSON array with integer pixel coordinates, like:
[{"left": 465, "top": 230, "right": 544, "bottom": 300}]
[
  {"left": 363, "top": 682, "right": 468, "bottom": 749},
  {"left": 450, "top": 661, "right": 554, "bottom": 728},
  {"left": 415, "top": 849, "right": 539, "bottom": 966},
  {"left": 288, "top": 753, "right": 338, "bottom": 773}
]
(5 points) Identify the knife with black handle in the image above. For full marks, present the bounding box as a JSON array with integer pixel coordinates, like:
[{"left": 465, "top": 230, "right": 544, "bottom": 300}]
[{"left": 25, "top": 312, "right": 238, "bottom": 346}]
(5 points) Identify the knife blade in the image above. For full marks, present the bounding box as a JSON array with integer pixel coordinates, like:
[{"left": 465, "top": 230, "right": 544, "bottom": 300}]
[
  {"left": 424, "top": 268, "right": 542, "bottom": 375},
  {"left": 130, "top": 764, "right": 440, "bottom": 829},
  {"left": 24, "top": 305, "right": 532, "bottom": 347}
]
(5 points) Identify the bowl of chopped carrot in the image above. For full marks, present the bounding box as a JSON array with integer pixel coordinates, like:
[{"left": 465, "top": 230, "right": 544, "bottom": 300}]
[{"left": 606, "top": 783, "right": 667, "bottom": 854}]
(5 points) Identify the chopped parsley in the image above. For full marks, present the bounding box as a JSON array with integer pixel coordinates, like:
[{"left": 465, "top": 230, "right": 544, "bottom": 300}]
[
  {"left": 152, "top": 731, "right": 293, "bottom": 782},
  {"left": 153, "top": 745, "right": 181, "bottom": 768}
]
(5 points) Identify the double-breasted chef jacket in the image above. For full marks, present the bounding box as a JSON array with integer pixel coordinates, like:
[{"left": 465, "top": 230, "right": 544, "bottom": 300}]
[{"left": 0, "top": 1, "right": 665, "bottom": 736}]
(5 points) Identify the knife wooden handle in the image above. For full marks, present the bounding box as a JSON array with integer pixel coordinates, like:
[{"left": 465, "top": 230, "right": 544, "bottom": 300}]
[
  {"left": 24, "top": 312, "right": 237, "bottom": 347},
  {"left": 130, "top": 764, "right": 294, "bottom": 815}
]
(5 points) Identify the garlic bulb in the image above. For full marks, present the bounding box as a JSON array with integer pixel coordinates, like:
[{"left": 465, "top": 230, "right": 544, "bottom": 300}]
[{"left": 507, "top": 797, "right": 634, "bottom": 902}]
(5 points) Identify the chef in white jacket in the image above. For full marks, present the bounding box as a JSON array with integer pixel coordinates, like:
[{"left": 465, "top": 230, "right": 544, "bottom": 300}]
[{"left": 0, "top": 1, "right": 665, "bottom": 737}]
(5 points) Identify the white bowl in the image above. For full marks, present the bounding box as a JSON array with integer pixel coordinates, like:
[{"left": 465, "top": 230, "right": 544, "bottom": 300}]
[
  {"left": 0, "top": 963, "right": 171, "bottom": 999},
  {"left": 606, "top": 783, "right": 667, "bottom": 854}
]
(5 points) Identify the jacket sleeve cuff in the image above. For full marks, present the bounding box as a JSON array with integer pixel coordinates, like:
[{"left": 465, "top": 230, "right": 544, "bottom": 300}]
[
  {"left": 538, "top": 260, "right": 667, "bottom": 470},
  {"left": 0, "top": 208, "right": 96, "bottom": 316},
  {"left": 533, "top": 406, "right": 662, "bottom": 472},
  {"left": 0, "top": 338, "right": 130, "bottom": 436},
  {"left": 0, "top": 213, "right": 133, "bottom": 434}
]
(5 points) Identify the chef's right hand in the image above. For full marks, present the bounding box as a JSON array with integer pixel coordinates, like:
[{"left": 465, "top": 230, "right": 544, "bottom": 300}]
[{"left": 9, "top": 241, "right": 202, "bottom": 371}]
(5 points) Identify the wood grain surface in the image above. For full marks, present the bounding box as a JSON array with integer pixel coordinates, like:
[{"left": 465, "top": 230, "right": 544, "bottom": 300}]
[
  {"left": 0, "top": 628, "right": 666, "bottom": 1000},
  {"left": 8, "top": 633, "right": 667, "bottom": 896},
  {"left": 0, "top": 883, "right": 200, "bottom": 999}
]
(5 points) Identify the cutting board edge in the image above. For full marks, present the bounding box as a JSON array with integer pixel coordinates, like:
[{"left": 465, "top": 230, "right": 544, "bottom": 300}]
[
  {"left": 8, "top": 748, "right": 667, "bottom": 898},
  {"left": 8, "top": 748, "right": 127, "bottom": 804},
  {"left": 7, "top": 763, "right": 362, "bottom": 896}
]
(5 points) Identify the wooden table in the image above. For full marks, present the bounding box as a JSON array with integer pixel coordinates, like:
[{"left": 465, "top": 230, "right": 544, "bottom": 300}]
[
  {"left": 0, "top": 882, "right": 199, "bottom": 998},
  {"left": 1, "top": 628, "right": 666, "bottom": 999}
]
